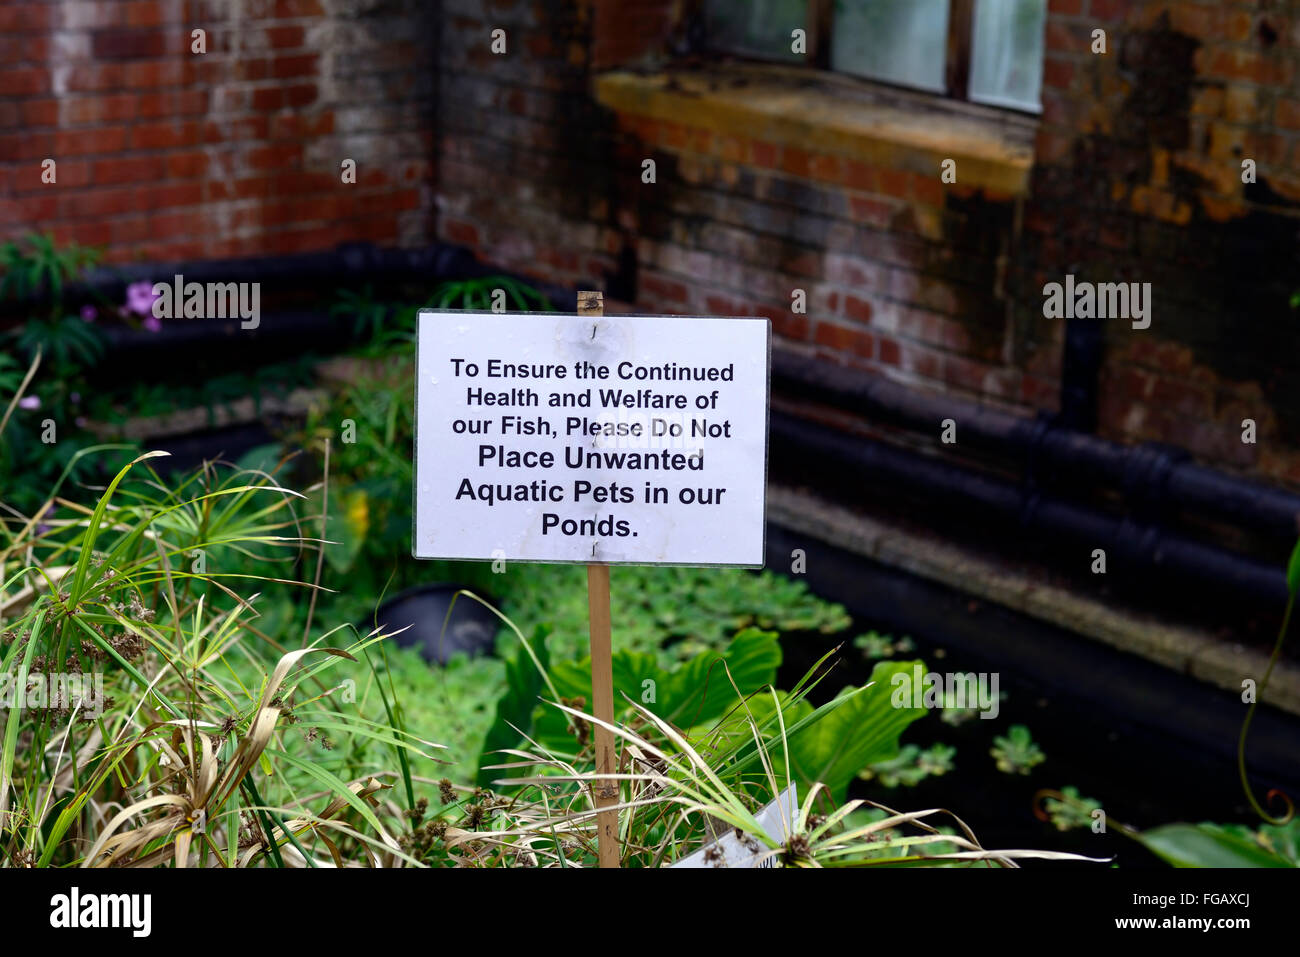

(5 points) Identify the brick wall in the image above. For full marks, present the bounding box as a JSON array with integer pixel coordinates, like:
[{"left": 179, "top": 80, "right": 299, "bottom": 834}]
[
  {"left": 0, "top": 0, "right": 437, "bottom": 262},
  {"left": 436, "top": 0, "right": 1300, "bottom": 486},
  {"left": 1026, "top": 0, "right": 1300, "bottom": 482}
]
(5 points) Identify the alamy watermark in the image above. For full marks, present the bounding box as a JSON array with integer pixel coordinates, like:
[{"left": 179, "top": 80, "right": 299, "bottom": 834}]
[
  {"left": 50, "top": 888, "right": 151, "bottom": 937},
  {"left": 151, "top": 274, "right": 260, "bottom": 329},
  {"left": 890, "top": 665, "right": 1000, "bottom": 720},
  {"left": 1, "top": 671, "right": 106, "bottom": 719},
  {"left": 1042, "top": 274, "right": 1151, "bottom": 330}
]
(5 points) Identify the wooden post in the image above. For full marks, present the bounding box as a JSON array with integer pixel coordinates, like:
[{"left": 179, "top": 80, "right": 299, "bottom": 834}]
[{"left": 578, "top": 289, "right": 619, "bottom": 869}]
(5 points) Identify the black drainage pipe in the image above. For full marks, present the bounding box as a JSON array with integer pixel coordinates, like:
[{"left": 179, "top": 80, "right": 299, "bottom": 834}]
[
  {"left": 0, "top": 241, "right": 579, "bottom": 322},
  {"left": 770, "top": 410, "right": 1288, "bottom": 607},
  {"left": 772, "top": 346, "right": 1300, "bottom": 543}
]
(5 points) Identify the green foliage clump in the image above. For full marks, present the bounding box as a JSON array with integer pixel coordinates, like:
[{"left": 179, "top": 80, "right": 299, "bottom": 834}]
[
  {"left": 860, "top": 742, "right": 957, "bottom": 789},
  {"left": 991, "top": 724, "right": 1045, "bottom": 775}
]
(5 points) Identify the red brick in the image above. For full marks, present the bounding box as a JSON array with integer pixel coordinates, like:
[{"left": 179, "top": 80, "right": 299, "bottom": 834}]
[
  {"left": 445, "top": 219, "right": 480, "bottom": 247},
  {"left": 165, "top": 151, "right": 209, "bottom": 178},
  {"left": 751, "top": 140, "right": 778, "bottom": 169},
  {"left": 271, "top": 53, "right": 318, "bottom": 79},
  {"left": 0, "top": 34, "right": 48, "bottom": 62},
  {"left": 1276, "top": 98, "right": 1300, "bottom": 131},
  {"left": 841, "top": 160, "right": 880, "bottom": 192},
  {"left": 779, "top": 147, "right": 813, "bottom": 178},
  {"left": 1043, "top": 55, "right": 1075, "bottom": 92},
  {"left": 146, "top": 210, "right": 202, "bottom": 241},
  {"left": 124, "top": 59, "right": 192, "bottom": 87},
  {"left": 54, "top": 127, "right": 129, "bottom": 155},
  {"left": 124, "top": 1, "right": 176, "bottom": 27},
  {"left": 1089, "top": 0, "right": 1131, "bottom": 24},
  {"left": 131, "top": 120, "right": 202, "bottom": 149},
  {"left": 0, "top": 133, "right": 53, "bottom": 162},
  {"left": 274, "top": 0, "right": 325, "bottom": 14},
  {"left": 1021, "top": 374, "right": 1059, "bottom": 408},
  {"left": 808, "top": 153, "right": 842, "bottom": 183},
  {"left": 896, "top": 341, "right": 945, "bottom": 380},
  {"left": 250, "top": 87, "right": 286, "bottom": 111},
  {"left": 138, "top": 182, "right": 204, "bottom": 210},
  {"left": 641, "top": 272, "right": 688, "bottom": 304},
  {"left": 766, "top": 308, "right": 809, "bottom": 342},
  {"left": 63, "top": 64, "right": 127, "bottom": 92},
  {"left": 878, "top": 167, "right": 909, "bottom": 199},
  {"left": 0, "top": 67, "right": 48, "bottom": 95},
  {"left": 0, "top": 4, "right": 54, "bottom": 31},
  {"left": 52, "top": 221, "right": 114, "bottom": 247},
  {"left": 814, "top": 321, "right": 874, "bottom": 359},
  {"left": 244, "top": 141, "right": 302, "bottom": 170},
  {"left": 63, "top": 94, "right": 139, "bottom": 125},
  {"left": 1035, "top": 129, "right": 1073, "bottom": 163},
  {"left": 911, "top": 172, "right": 945, "bottom": 207},
  {"left": 265, "top": 24, "right": 306, "bottom": 49},
  {"left": 285, "top": 84, "right": 318, "bottom": 108},
  {"left": 843, "top": 294, "right": 873, "bottom": 323},
  {"left": 20, "top": 99, "right": 62, "bottom": 128},
  {"left": 1206, "top": 48, "right": 1290, "bottom": 86},
  {"left": 61, "top": 187, "right": 136, "bottom": 218},
  {"left": 137, "top": 89, "right": 211, "bottom": 118},
  {"left": 92, "top": 29, "right": 167, "bottom": 60},
  {"left": 1044, "top": 20, "right": 1087, "bottom": 54},
  {"left": 93, "top": 155, "right": 167, "bottom": 185},
  {"left": 269, "top": 111, "right": 335, "bottom": 139},
  {"left": 13, "top": 194, "right": 58, "bottom": 221},
  {"left": 232, "top": 58, "right": 272, "bottom": 82},
  {"left": 849, "top": 196, "right": 895, "bottom": 228}
]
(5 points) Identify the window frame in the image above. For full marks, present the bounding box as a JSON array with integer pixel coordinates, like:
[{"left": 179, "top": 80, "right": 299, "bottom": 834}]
[{"left": 699, "top": 0, "right": 1039, "bottom": 115}]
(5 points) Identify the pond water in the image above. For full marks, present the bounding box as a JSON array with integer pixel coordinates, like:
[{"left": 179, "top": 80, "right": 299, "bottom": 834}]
[{"left": 768, "top": 526, "right": 1300, "bottom": 868}]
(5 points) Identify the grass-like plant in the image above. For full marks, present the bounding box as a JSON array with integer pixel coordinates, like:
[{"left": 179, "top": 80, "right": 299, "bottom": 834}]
[
  {"left": 457, "top": 672, "right": 1103, "bottom": 868},
  {"left": 0, "top": 392, "right": 442, "bottom": 865},
  {"left": 0, "top": 352, "right": 1101, "bottom": 868}
]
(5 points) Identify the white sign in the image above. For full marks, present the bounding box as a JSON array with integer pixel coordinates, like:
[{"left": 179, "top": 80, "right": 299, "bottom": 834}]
[
  {"left": 670, "top": 784, "right": 798, "bottom": 868},
  {"left": 413, "top": 310, "right": 770, "bottom": 566}
]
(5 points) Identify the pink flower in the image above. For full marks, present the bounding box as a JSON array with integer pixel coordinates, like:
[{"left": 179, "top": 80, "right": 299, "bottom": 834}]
[
  {"left": 143, "top": 315, "right": 162, "bottom": 333},
  {"left": 80, "top": 304, "right": 96, "bottom": 322},
  {"left": 126, "top": 281, "right": 159, "bottom": 318},
  {"left": 18, "top": 395, "right": 40, "bottom": 410}
]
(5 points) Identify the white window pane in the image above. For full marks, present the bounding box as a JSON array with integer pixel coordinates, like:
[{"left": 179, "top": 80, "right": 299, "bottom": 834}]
[
  {"left": 831, "top": 0, "right": 951, "bottom": 94},
  {"left": 705, "top": 0, "right": 808, "bottom": 62},
  {"left": 970, "top": 0, "right": 1047, "bottom": 111}
]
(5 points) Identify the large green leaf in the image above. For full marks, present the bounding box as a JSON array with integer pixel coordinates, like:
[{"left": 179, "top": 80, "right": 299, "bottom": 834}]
[
  {"left": 535, "top": 627, "right": 782, "bottom": 751},
  {"left": 1136, "top": 823, "right": 1296, "bottom": 868},
  {"left": 776, "top": 659, "right": 928, "bottom": 803},
  {"left": 1258, "top": 817, "right": 1300, "bottom": 865},
  {"left": 308, "top": 484, "right": 369, "bottom": 574}
]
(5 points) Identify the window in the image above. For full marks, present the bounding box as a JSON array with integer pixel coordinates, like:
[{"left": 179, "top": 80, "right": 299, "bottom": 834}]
[{"left": 702, "top": 0, "right": 1048, "bottom": 113}]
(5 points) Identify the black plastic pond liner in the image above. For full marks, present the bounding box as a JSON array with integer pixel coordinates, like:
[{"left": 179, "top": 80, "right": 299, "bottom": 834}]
[
  {"left": 772, "top": 346, "right": 1300, "bottom": 544},
  {"left": 770, "top": 409, "right": 1288, "bottom": 608},
  {"left": 4, "top": 241, "right": 578, "bottom": 322},
  {"left": 146, "top": 422, "right": 278, "bottom": 475},
  {"left": 90, "top": 308, "right": 353, "bottom": 383},
  {"left": 765, "top": 525, "right": 1300, "bottom": 854},
  {"left": 367, "top": 583, "right": 499, "bottom": 665},
  {"left": 5, "top": 241, "right": 579, "bottom": 385}
]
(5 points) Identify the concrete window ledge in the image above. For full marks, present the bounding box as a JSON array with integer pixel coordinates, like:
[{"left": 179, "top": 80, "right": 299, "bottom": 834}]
[{"left": 594, "top": 65, "right": 1037, "bottom": 197}]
